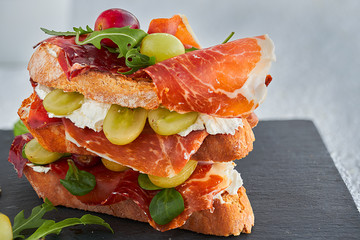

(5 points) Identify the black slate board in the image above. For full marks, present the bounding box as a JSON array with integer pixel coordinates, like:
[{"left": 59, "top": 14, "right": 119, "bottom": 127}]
[{"left": 0, "top": 120, "right": 359, "bottom": 239}]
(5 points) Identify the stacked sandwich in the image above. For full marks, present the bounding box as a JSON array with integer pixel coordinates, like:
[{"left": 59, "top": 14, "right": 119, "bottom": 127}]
[{"left": 8, "top": 9, "right": 275, "bottom": 236}]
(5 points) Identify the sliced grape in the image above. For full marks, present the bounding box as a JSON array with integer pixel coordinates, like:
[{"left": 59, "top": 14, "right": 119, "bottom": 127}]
[
  {"left": 103, "top": 105, "right": 147, "bottom": 145},
  {"left": 148, "top": 160, "right": 198, "bottom": 188},
  {"left": 43, "top": 89, "right": 84, "bottom": 115},
  {"left": 24, "top": 139, "right": 63, "bottom": 165},
  {"left": 0, "top": 213, "right": 12, "bottom": 240},
  {"left": 140, "top": 33, "right": 185, "bottom": 63},
  {"left": 148, "top": 108, "right": 198, "bottom": 135},
  {"left": 101, "top": 158, "right": 129, "bottom": 172}
]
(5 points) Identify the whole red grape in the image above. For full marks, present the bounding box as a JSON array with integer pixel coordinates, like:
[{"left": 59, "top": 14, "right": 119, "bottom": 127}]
[{"left": 94, "top": 8, "right": 140, "bottom": 48}]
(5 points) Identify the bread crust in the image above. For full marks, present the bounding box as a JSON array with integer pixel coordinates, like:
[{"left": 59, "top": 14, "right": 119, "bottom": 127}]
[
  {"left": 18, "top": 93, "right": 255, "bottom": 162},
  {"left": 28, "top": 43, "right": 159, "bottom": 109},
  {"left": 23, "top": 166, "right": 254, "bottom": 236}
]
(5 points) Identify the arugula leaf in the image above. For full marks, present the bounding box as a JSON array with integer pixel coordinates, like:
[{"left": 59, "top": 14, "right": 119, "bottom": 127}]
[
  {"left": 60, "top": 160, "right": 96, "bottom": 196},
  {"left": 185, "top": 47, "right": 199, "bottom": 53},
  {"left": 222, "top": 32, "right": 235, "bottom": 44},
  {"left": 12, "top": 198, "right": 55, "bottom": 239},
  {"left": 40, "top": 25, "right": 93, "bottom": 36},
  {"left": 13, "top": 119, "right": 29, "bottom": 137},
  {"left": 138, "top": 174, "right": 163, "bottom": 190},
  {"left": 122, "top": 48, "right": 156, "bottom": 75},
  {"left": 149, "top": 188, "right": 184, "bottom": 225},
  {"left": 75, "top": 27, "right": 147, "bottom": 58},
  {"left": 26, "top": 214, "right": 113, "bottom": 240}
]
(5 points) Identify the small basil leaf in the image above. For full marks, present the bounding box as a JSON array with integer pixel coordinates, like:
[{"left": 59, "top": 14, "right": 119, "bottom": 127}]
[
  {"left": 149, "top": 188, "right": 184, "bottom": 225},
  {"left": 13, "top": 119, "right": 29, "bottom": 137},
  {"left": 185, "top": 47, "right": 199, "bottom": 53},
  {"left": 138, "top": 174, "right": 163, "bottom": 190},
  {"left": 60, "top": 160, "right": 96, "bottom": 196}
]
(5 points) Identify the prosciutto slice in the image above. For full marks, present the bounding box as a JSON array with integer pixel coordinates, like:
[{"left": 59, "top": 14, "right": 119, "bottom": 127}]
[
  {"left": 49, "top": 158, "right": 229, "bottom": 232},
  {"left": 138, "top": 35, "right": 275, "bottom": 117},
  {"left": 63, "top": 119, "right": 208, "bottom": 177},
  {"left": 41, "top": 36, "right": 129, "bottom": 79}
]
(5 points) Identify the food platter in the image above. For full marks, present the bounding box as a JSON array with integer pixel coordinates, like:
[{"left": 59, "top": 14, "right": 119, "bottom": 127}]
[{"left": 1, "top": 120, "right": 359, "bottom": 239}]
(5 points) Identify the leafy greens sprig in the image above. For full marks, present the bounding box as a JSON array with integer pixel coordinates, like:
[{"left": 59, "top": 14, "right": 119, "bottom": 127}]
[
  {"left": 12, "top": 199, "right": 55, "bottom": 239},
  {"left": 41, "top": 26, "right": 93, "bottom": 36},
  {"left": 41, "top": 26, "right": 154, "bottom": 74},
  {"left": 13, "top": 120, "right": 29, "bottom": 137},
  {"left": 11, "top": 198, "right": 113, "bottom": 239}
]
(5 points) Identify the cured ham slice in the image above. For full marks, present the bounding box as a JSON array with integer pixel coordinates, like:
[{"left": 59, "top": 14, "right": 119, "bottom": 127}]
[
  {"left": 48, "top": 159, "right": 229, "bottom": 232},
  {"left": 63, "top": 119, "right": 208, "bottom": 177},
  {"left": 8, "top": 133, "right": 34, "bottom": 177},
  {"left": 148, "top": 14, "right": 201, "bottom": 49},
  {"left": 138, "top": 35, "right": 275, "bottom": 117},
  {"left": 41, "top": 37, "right": 129, "bottom": 79}
]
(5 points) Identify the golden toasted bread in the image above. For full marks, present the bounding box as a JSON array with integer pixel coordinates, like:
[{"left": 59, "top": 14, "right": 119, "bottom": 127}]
[
  {"left": 28, "top": 42, "right": 159, "bottom": 109},
  {"left": 24, "top": 165, "right": 254, "bottom": 236}
]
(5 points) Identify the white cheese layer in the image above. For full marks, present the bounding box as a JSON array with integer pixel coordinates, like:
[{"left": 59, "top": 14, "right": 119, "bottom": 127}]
[
  {"left": 35, "top": 85, "right": 111, "bottom": 132},
  {"left": 178, "top": 114, "right": 243, "bottom": 136},
  {"left": 196, "top": 161, "right": 243, "bottom": 203},
  {"left": 35, "top": 84, "right": 243, "bottom": 135},
  {"left": 26, "top": 163, "right": 51, "bottom": 174},
  {"left": 213, "top": 162, "right": 243, "bottom": 204}
]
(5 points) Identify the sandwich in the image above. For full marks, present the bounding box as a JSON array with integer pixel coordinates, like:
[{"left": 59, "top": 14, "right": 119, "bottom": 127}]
[{"left": 8, "top": 9, "right": 275, "bottom": 236}]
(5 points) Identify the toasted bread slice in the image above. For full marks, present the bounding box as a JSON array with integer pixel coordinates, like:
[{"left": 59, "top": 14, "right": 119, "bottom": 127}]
[
  {"left": 24, "top": 165, "right": 254, "bottom": 236},
  {"left": 28, "top": 42, "right": 159, "bottom": 109},
  {"left": 19, "top": 93, "right": 255, "bottom": 162}
]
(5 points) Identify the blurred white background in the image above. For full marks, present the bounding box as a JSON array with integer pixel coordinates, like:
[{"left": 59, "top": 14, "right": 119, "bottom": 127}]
[{"left": 0, "top": 0, "right": 359, "bottom": 210}]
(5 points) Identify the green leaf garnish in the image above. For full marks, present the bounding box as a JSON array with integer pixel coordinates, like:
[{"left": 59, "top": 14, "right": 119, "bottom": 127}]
[
  {"left": 40, "top": 25, "right": 93, "bottom": 36},
  {"left": 75, "top": 27, "right": 147, "bottom": 58},
  {"left": 185, "top": 47, "right": 199, "bottom": 52},
  {"left": 122, "top": 48, "right": 156, "bottom": 75},
  {"left": 12, "top": 198, "right": 55, "bottom": 239},
  {"left": 138, "top": 174, "right": 163, "bottom": 190},
  {"left": 60, "top": 160, "right": 96, "bottom": 196},
  {"left": 26, "top": 214, "right": 113, "bottom": 240},
  {"left": 11, "top": 199, "right": 112, "bottom": 239},
  {"left": 149, "top": 188, "right": 184, "bottom": 225},
  {"left": 13, "top": 119, "right": 29, "bottom": 137},
  {"left": 222, "top": 32, "right": 235, "bottom": 44}
]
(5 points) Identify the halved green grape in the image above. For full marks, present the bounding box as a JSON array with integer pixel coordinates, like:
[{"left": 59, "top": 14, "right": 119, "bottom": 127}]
[
  {"left": 140, "top": 33, "right": 185, "bottom": 63},
  {"left": 148, "top": 160, "right": 198, "bottom": 188},
  {"left": 148, "top": 108, "right": 198, "bottom": 135},
  {"left": 0, "top": 213, "right": 12, "bottom": 240},
  {"left": 43, "top": 89, "right": 84, "bottom": 115},
  {"left": 24, "top": 139, "right": 63, "bottom": 165},
  {"left": 103, "top": 105, "right": 147, "bottom": 145},
  {"left": 101, "top": 158, "right": 129, "bottom": 172}
]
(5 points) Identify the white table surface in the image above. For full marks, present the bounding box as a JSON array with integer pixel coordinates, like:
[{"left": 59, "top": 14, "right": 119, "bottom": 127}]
[{"left": 1, "top": 0, "right": 359, "bottom": 211}]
